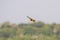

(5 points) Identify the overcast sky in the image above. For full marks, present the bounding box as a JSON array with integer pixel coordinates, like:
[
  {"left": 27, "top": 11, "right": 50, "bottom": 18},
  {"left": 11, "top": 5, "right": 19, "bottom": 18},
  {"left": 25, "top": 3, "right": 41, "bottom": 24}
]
[{"left": 0, "top": 0, "right": 60, "bottom": 24}]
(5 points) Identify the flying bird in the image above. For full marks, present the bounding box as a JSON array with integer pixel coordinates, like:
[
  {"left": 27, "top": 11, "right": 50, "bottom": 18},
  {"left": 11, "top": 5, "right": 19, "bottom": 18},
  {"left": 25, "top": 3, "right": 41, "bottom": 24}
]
[{"left": 27, "top": 16, "right": 36, "bottom": 22}]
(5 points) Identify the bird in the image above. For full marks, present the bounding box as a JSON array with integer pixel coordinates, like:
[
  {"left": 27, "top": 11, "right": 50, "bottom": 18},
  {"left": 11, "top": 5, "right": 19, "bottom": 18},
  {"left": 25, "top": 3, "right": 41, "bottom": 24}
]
[{"left": 27, "top": 16, "right": 36, "bottom": 22}]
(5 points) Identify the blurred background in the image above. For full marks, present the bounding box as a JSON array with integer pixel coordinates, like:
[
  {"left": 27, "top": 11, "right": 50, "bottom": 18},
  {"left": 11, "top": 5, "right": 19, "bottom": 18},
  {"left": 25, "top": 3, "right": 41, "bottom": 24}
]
[
  {"left": 0, "top": 0, "right": 60, "bottom": 24},
  {"left": 0, "top": 0, "right": 60, "bottom": 40}
]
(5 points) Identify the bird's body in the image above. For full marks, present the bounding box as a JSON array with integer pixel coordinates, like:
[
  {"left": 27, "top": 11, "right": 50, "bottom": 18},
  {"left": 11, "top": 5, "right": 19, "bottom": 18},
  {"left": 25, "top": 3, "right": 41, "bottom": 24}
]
[{"left": 27, "top": 16, "right": 36, "bottom": 22}]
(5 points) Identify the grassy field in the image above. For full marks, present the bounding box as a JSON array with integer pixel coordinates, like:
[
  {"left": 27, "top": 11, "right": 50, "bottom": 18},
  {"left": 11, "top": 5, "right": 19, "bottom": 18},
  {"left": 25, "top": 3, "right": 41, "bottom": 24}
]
[{"left": 0, "top": 21, "right": 60, "bottom": 40}]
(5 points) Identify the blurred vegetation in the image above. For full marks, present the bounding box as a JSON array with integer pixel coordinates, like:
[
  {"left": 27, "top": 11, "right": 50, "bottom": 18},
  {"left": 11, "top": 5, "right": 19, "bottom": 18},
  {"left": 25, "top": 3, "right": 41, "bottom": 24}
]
[{"left": 0, "top": 21, "right": 60, "bottom": 40}]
